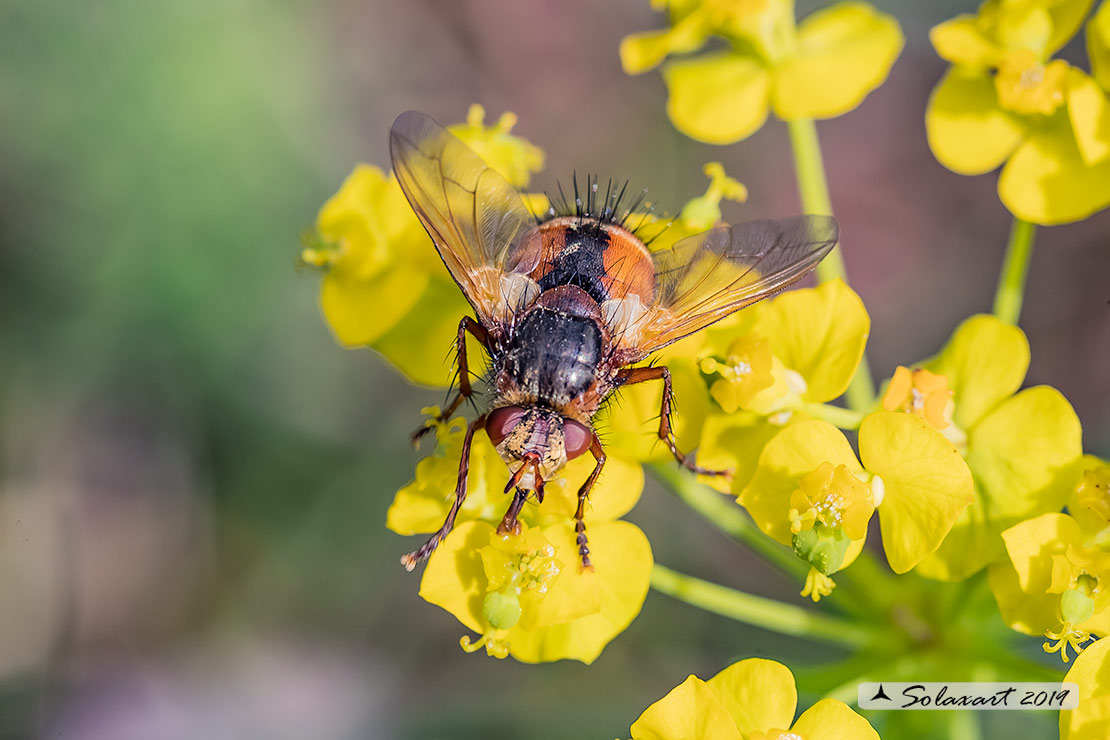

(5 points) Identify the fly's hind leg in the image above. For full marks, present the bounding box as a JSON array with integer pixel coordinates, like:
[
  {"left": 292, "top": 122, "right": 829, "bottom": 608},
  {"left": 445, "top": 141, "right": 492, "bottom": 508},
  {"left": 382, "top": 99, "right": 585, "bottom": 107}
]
[
  {"left": 616, "top": 365, "right": 732, "bottom": 478},
  {"left": 574, "top": 434, "right": 606, "bottom": 571},
  {"left": 412, "top": 316, "right": 490, "bottom": 447},
  {"left": 401, "top": 413, "right": 486, "bottom": 571}
]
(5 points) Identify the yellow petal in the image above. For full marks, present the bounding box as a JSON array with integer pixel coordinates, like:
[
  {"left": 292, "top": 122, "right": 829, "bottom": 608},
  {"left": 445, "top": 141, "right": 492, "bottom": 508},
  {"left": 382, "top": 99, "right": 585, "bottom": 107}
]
[
  {"left": 791, "top": 698, "right": 879, "bottom": 740},
  {"left": 924, "top": 314, "right": 1029, "bottom": 431},
  {"left": 859, "top": 412, "right": 973, "bottom": 574},
  {"left": 988, "top": 562, "right": 1062, "bottom": 636},
  {"left": 630, "top": 674, "right": 744, "bottom": 740},
  {"left": 999, "top": 111, "right": 1110, "bottom": 225},
  {"left": 750, "top": 279, "right": 870, "bottom": 403},
  {"left": 705, "top": 658, "right": 797, "bottom": 735},
  {"left": 598, "top": 357, "right": 709, "bottom": 463},
  {"left": 696, "top": 412, "right": 795, "bottom": 495},
  {"left": 508, "top": 520, "right": 652, "bottom": 664},
  {"left": 537, "top": 453, "right": 645, "bottom": 526},
  {"left": 662, "top": 53, "right": 772, "bottom": 145},
  {"left": 1090, "top": 0, "right": 1110, "bottom": 92},
  {"left": 1047, "top": 0, "right": 1097, "bottom": 57},
  {"left": 418, "top": 520, "right": 494, "bottom": 633},
  {"left": 620, "top": 11, "right": 710, "bottom": 75},
  {"left": 321, "top": 260, "right": 429, "bottom": 347},
  {"left": 772, "top": 1, "right": 904, "bottom": 120},
  {"left": 922, "top": 386, "right": 1082, "bottom": 580},
  {"left": 739, "top": 420, "right": 862, "bottom": 545},
  {"left": 929, "top": 15, "right": 1004, "bottom": 67},
  {"left": 1061, "top": 636, "right": 1110, "bottom": 740},
  {"left": 1068, "top": 67, "right": 1110, "bottom": 165},
  {"left": 1000, "top": 513, "right": 1082, "bottom": 594},
  {"left": 926, "top": 67, "right": 1024, "bottom": 175},
  {"left": 371, "top": 271, "right": 485, "bottom": 388}
]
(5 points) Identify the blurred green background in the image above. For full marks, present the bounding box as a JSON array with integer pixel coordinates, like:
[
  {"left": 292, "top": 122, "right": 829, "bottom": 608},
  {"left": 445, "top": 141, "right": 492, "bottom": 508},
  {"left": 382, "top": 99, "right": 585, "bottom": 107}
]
[{"left": 1, "top": 1, "right": 1107, "bottom": 738}]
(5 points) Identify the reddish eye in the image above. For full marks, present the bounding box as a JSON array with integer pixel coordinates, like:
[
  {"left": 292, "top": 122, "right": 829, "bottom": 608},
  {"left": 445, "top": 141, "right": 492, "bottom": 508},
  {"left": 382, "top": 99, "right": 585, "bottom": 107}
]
[
  {"left": 563, "top": 419, "right": 594, "bottom": 460},
  {"left": 486, "top": 406, "right": 526, "bottom": 446}
]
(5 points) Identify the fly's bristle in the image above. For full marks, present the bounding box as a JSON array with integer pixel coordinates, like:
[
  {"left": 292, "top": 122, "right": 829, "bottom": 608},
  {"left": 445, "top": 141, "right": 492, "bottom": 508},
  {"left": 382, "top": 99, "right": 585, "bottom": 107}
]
[{"left": 540, "top": 175, "right": 651, "bottom": 232}]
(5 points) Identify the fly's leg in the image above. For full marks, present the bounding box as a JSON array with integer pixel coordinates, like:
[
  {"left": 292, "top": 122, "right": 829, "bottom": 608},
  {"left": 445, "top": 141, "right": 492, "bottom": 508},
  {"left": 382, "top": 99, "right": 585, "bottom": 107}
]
[
  {"left": 401, "top": 413, "right": 486, "bottom": 571},
  {"left": 616, "top": 365, "right": 731, "bottom": 478},
  {"left": 412, "top": 316, "right": 490, "bottom": 446},
  {"left": 496, "top": 487, "right": 530, "bottom": 537},
  {"left": 573, "top": 434, "right": 606, "bottom": 571}
]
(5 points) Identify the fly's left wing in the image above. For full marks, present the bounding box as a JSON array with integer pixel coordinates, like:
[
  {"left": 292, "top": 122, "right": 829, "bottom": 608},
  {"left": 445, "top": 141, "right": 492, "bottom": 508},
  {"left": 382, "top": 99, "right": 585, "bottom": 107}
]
[
  {"left": 390, "top": 111, "right": 542, "bottom": 327},
  {"left": 617, "top": 216, "right": 839, "bottom": 360}
]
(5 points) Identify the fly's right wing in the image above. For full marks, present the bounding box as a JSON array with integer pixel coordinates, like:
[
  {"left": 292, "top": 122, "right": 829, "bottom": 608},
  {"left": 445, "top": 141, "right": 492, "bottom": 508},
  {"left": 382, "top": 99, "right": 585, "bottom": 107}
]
[{"left": 616, "top": 216, "right": 839, "bottom": 360}]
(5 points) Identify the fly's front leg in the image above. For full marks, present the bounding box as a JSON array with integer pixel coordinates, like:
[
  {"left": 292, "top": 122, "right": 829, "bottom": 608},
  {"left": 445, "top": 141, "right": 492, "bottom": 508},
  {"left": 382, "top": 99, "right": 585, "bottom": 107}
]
[
  {"left": 412, "top": 316, "right": 489, "bottom": 446},
  {"left": 401, "top": 413, "right": 486, "bottom": 571},
  {"left": 574, "top": 434, "right": 606, "bottom": 571},
  {"left": 616, "top": 365, "right": 731, "bottom": 478}
]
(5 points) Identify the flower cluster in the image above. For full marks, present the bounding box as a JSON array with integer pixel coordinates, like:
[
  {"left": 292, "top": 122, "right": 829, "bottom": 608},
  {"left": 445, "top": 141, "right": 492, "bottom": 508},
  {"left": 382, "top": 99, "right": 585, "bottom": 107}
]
[
  {"left": 620, "top": 0, "right": 904, "bottom": 143},
  {"left": 927, "top": 0, "right": 1110, "bottom": 223}
]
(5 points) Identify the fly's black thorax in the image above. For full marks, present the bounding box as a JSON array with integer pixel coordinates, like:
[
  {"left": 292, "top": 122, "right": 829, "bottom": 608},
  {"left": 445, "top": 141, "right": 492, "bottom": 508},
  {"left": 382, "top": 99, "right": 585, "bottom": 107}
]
[{"left": 498, "top": 306, "right": 603, "bottom": 407}]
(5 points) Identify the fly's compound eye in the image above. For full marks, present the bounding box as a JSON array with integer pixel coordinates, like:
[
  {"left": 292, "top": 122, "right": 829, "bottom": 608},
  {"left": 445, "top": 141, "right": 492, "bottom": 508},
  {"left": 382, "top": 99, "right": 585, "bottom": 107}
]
[
  {"left": 563, "top": 419, "right": 594, "bottom": 460},
  {"left": 486, "top": 406, "right": 527, "bottom": 446}
]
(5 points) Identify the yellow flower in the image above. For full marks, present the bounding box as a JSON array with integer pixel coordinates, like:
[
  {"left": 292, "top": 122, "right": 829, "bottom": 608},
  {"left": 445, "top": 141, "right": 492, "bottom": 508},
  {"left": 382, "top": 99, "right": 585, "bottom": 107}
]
[
  {"left": 926, "top": 0, "right": 1110, "bottom": 225},
  {"left": 898, "top": 315, "right": 1084, "bottom": 581},
  {"left": 989, "top": 513, "right": 1110, "bottom": 662},
  {"left": 621, "top": 0, "right": 904, "bottom": 144},
  {"left": 389, "top": 417, "right": 653, "bottom": 663},
  {"left": 695, "top": 278, "right": 870, "bottom": 493},
  {"left": 628, "top": 658, "right": 879, "bottom": 740},
  {"left": 1061, "top": 634, "right": 1110, "bottom": 740},
  {"left": 740, "top": 413, "right": 972, "bottom": 593},
  {"left": 448, "top": 104, "right": 544, "bottom": 189}
]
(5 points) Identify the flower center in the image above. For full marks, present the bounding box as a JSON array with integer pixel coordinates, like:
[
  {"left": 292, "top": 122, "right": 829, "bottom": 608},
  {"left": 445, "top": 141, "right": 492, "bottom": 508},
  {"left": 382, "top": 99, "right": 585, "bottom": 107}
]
[
  {"left": 994, "top": 50, "right": 1068, "bottom": 116},
  {"left": 882, "top": 365, "right": 956, "bottom": 431},
  {"left": 789, "top": 462, "right": 875, "bottom": 541},
  {"left": 701, "top": 332, "right": 776, "bottom": 413}
]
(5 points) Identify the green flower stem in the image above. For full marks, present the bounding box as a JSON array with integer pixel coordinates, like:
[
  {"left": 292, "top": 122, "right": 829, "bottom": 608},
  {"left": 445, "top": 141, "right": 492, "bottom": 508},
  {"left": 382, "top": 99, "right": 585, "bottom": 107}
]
[
  {"left": 786, "top": 117, "right": 875, "bottom": 413},
  {"left": 651, "top": 564, "right": 895, "bottom": 651},
  {"left": 992, "top": 218, "right": 1036, "bottom": 325},
  {"left": 796, "top": 402, "right": 864, "bottom": 430},
  {"left": 649, "top": 462, "right": 808, "bottom": 580}
]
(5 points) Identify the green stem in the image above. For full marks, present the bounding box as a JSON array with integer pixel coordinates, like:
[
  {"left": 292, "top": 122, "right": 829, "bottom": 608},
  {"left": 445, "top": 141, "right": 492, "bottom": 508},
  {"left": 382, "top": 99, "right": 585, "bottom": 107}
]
[
  {"left": 796, "top": 402, "right": 863, "bottom": 430},
  {"left": 992, "top": 218, "right": 1036, "bottom": 325},
  {"left": 786, "top": 117, "right": 875, "bottom": 413},
  {"left": 649, "top": 463, "right": 808, "bottom": 580},
  {"left": 651, "top": 564, "right": 893, "bottom": 650}
]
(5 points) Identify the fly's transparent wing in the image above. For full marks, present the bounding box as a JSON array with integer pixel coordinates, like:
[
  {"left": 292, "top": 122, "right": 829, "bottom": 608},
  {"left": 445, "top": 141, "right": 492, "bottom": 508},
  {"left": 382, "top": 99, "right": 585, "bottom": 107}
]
[
  {"left": 389, "top": 111, "right": 540, "bottom": 324},
  {"left": 622, "top": 216, "right": 839, "bottom": 358}
]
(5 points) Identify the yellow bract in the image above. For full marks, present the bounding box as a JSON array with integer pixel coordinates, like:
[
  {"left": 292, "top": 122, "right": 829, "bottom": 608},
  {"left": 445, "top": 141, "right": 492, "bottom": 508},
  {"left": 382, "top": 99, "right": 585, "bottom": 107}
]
[
  {"left": 628, "top": 658, "right": 879, "bottom": 740},
  {"left": 624, "top": 0, "right": 903, "bottom": 144}
]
